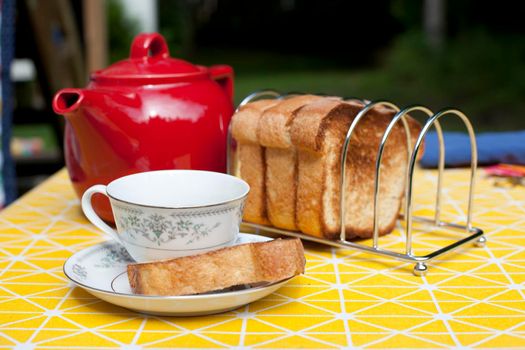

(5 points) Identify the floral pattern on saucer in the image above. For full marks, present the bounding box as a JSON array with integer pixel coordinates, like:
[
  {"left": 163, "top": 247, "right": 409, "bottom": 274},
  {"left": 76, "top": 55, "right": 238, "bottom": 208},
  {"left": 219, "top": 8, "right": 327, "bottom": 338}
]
[
  {"left": 71, "top": 244, "right": 134, "bottom": 281},
  {"left": 72, "top": 264, "right": 87, "bottom": 281},
  {"left": 63, "top": 233, "right": 284, "bottom": 316},
  {"left": 94, "top": 245, "right": 133, "bottom": 268}
]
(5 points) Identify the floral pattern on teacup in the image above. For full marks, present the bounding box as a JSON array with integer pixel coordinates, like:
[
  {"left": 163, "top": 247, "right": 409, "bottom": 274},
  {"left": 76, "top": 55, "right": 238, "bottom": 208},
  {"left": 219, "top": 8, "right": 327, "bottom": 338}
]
[
  {"left": 119, "top": 213, "right": 221, "bottom": 246},
  {"left": 112, "top": 200, "right": 244, "bottom": 247}
]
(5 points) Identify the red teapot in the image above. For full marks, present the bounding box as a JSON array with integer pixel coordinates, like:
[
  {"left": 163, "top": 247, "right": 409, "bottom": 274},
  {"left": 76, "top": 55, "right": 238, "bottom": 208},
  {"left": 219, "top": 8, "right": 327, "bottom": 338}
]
[{"left": 52, "top": 33, "right": 234, "bottom": 222}]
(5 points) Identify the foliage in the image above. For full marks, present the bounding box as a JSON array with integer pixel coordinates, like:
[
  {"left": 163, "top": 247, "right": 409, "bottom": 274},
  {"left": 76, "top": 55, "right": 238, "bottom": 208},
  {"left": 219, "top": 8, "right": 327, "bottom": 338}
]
[
  {"left": 360, "top": 30, "right": 525, "bottom": 130},
  {"left": 106, "top": 0, "right": 140, "bottom": 63},
  {"left": 157, "top": 0, "right": 184, "bottom": 55},
  {"left": 229, "top": 30, "right": 525, "bottom": 131},
  {"left": 106, "top": 1, "right": 525, "bottom": 131}
]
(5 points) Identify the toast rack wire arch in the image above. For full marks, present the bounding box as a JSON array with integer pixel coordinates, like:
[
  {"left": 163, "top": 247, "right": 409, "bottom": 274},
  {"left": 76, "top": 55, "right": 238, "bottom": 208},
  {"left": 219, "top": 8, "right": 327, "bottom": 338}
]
[{"left": 229, "top": 90, "right": 485, "bottom": 276}]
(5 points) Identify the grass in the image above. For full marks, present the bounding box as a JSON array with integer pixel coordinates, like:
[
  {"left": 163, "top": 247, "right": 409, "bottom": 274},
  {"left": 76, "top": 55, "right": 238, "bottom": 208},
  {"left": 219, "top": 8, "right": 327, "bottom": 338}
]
[
  {"left": 195, "top": 31, "right": 525, "bottom": 132},
  {"left": 232, "top": 68, "right": 524, "bottom": 132}
]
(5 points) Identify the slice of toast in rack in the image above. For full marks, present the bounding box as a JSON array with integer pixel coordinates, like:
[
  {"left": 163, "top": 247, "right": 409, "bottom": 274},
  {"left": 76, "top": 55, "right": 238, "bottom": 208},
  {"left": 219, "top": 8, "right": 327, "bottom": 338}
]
[
  {"left": 258, "top": 95, "right": 326, "bottom": 230},
  {"left": 127, "top": 238, "right": 305, "bottom": 296},
  {"left": 290, "top": 99, "right": 422, "bottom": 239},
  {"left": 231, "top": 99, "right": 280, "bottom": 225}
]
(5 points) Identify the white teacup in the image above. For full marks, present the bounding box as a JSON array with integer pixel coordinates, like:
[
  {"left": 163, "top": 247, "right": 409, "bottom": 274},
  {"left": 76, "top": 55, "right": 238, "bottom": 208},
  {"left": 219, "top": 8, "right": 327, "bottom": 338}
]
[{"left": 81, "top": 170, "right": 250, "bottom": 262}]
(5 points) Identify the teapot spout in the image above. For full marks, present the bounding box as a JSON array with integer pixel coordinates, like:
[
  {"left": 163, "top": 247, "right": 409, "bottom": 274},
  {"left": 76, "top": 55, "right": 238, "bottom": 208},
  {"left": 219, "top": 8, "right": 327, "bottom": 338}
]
[{"left": 52, "top": 88, "right": 84, "bottom": 117}]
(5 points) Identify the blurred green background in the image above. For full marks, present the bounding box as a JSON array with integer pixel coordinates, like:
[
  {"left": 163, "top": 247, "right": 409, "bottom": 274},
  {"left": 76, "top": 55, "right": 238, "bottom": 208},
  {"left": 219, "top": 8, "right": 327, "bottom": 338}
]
[
  {"left": 109, "top": 0, "right": 525, "bottom": 131},
  {"left": 10, "top": 0, "right": 525, "bottom": 197}
]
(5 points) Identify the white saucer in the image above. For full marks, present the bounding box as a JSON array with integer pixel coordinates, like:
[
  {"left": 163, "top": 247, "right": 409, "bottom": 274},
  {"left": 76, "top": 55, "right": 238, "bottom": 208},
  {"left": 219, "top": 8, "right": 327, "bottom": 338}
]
[{"left": 63, "top": 233, "right": 290, "bottom": 316}]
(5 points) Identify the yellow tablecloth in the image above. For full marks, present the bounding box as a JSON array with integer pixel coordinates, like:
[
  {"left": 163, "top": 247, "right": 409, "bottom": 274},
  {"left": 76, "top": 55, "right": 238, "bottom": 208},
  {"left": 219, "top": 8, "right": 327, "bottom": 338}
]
[{"left": 0, "top": 168, "right": 524, "bottom": 349}]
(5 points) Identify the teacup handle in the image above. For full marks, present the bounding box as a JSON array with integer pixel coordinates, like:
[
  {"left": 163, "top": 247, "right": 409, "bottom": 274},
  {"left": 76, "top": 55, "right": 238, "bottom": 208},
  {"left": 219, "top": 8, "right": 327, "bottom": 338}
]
[{"left": 81, "top": 185, "right": 123, "bottom": 244}]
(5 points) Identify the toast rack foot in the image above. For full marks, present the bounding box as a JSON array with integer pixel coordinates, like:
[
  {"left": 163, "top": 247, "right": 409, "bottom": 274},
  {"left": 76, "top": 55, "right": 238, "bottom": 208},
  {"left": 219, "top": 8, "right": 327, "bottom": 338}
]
[
  {"left": 474, "top": 235, "right": 487, "bottom": 247},
  {"left": 413, "top": 262, "right": 428, "bottom": 277}
]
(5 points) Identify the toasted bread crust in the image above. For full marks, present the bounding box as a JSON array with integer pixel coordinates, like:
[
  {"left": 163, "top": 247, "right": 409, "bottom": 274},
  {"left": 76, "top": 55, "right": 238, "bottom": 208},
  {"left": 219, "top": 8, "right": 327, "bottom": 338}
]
[
  {"left": 239, "top": 144, "right": 270, "bottom": 224},
  {"left": 265, "top": 148, "right": 298, "bottom": 229},
  {"left": 258, "top": 95, "right": 325, "bottom": 230},
  {"left": 232, "top": 100, "right": 280, "bottom": 144},
  {"left": 231, "top": 99, "right": 280, "bottom": 225},
  {"left": 127, "top": 238, "right": 305, "bottom": 296},
  {"left": 258, "top": 95, "right": 323, "bottom": 148},
  {"left": 231, "top": 96, "right": 422, "bottom": 240},
  {"left": 291, "top": 100, "right": 364, "bottom": 238},
  {"left": 291, "top": 99, "right": 421, "bottom": 239}
]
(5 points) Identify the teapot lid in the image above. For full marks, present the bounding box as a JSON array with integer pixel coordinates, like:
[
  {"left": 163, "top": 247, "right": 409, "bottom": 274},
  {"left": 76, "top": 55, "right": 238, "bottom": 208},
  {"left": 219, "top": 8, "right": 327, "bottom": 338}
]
[{"left": 91, "top": 33, "right": 208, "bottom": 85}]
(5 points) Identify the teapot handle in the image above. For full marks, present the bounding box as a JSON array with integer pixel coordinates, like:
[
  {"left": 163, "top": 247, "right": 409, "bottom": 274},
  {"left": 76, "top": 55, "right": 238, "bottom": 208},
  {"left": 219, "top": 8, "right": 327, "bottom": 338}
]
[
  {"left": 130, "top": 33, "right": 170, "bottom": 59},
  {"left": 209, "top": 65, "right": 234, "bottom": 102}
]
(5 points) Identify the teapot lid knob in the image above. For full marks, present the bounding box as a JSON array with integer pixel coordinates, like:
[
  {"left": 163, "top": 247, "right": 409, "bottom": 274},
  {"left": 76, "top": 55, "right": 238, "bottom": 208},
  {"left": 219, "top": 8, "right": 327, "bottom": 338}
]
[
  {"left": 130, "top": 33, "right": 170, "bottom": 60},
  {"left": 91, "top": 32, "right": 207, "bottom": 84}
]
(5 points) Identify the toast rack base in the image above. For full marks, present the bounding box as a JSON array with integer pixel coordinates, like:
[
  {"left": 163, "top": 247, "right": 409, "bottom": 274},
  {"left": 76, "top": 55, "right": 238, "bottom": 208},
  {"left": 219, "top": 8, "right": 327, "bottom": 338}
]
[
  {"left": 233, "top": 90, "right": 485, "bottom": 277},
  {"left": 242, "top": 216, "right": 485, "bottom": 277}
]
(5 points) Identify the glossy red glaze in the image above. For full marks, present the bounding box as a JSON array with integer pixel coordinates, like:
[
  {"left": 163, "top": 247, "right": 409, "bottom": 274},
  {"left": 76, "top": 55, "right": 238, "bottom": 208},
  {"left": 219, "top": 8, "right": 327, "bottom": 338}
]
[{"left": 52, "top": 33, "right": 234, "bottom": 222}]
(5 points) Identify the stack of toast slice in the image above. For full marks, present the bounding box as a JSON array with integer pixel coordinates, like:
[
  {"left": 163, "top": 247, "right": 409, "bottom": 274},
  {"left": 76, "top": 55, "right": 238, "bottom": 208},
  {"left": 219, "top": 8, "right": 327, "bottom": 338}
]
[
  {"left": 258, "top": 95, "right": 328, "bottom": 230},
  {"left": 231, "top": 99, "right": 280, "bottom": 225},
  {"left": 231, "top": 96, "right": 422, "bottom": 240}
]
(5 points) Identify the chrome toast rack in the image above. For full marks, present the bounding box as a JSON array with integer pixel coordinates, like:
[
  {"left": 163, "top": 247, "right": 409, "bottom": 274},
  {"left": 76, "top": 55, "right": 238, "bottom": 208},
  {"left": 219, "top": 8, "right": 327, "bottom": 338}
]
[{"left": 228, "top": 90, "right": 485, "bottom": 276}]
